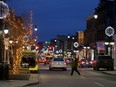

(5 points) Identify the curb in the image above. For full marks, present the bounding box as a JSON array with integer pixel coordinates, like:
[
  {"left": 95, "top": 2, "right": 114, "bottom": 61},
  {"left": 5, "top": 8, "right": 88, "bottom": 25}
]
[
  {"left": 102, "top": 71, "right": 116, "bottom": 76},
  {"left": 23, "top": 81, "right": 39, "bottom": 87},
  {"left": 23, "top": 73, "right": 40, "bottom": 86}
]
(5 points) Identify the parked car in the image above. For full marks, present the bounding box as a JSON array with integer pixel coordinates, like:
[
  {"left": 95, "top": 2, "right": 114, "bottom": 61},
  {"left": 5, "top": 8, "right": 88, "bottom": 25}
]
[
  {"left": 21, "top": 51, "right": 39, "bottom": 73},
  {"left": 49, "top": 58, "right": 67, "bottom": 71},
  {"left": 93, "top": 55, "right": 114, "bottom": 71}
]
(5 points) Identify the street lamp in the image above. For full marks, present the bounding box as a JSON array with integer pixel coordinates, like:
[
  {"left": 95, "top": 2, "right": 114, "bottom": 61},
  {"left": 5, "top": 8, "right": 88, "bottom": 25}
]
[
  {"left": 54, "top": 39, "right": 57, "bottom": 53},
  {"left": 3, "top": 25, "right": 9, "bottom": 61},
  {"left": 67, "top": 34, "right": 75, "bottom": 58},
  {"left": 34, "top": 25, "right": 37, "bottom": 31},
  {"left": 4, "top": 25, "right": 9, "bottom": 34},
  {"left": 34, "top": 25, "right": 38, "bottom": 43},
  {"left": 94, "top": 14, "right": 98, "bottom": 19},
  {"left": 67, "top": 34, "right": 75, "bottom": 51},
  {"left": 67, "top": 35, "right": 70, "bottom": 39}
]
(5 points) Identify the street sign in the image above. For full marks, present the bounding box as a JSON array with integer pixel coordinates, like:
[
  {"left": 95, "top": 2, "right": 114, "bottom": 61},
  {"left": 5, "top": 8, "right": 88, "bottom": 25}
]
[
  {"left": 105, "top": 26, "right": 115, "bottom": 37},
  {"left": 0, "top": 1, "right": 9, "bottom": 19}
]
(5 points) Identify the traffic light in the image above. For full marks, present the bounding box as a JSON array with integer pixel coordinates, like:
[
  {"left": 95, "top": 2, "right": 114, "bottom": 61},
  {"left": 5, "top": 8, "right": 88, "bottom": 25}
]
[
  {"left": 48, "top": 45, "right": 53, "bottom": 51},
  {"left": 35, "top": 45, "right": 41, "bottom": 50}
]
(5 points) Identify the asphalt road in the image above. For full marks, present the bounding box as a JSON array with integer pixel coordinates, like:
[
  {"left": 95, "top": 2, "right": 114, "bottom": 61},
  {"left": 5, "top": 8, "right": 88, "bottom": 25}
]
[{"left": 25, "top": 63, "right": 116, "bottom": 87}]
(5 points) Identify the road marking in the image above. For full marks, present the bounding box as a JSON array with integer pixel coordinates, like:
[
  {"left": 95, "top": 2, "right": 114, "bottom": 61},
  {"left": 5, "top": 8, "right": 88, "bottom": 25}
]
[{"left": 94, "top": 82, "right": 104, "bottom": 87}]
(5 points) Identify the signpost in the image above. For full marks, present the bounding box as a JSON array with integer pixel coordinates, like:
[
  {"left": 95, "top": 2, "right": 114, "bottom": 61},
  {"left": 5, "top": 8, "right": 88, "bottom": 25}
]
[{"left": 105, "top": 26, "right": 115, "bottom": 56}]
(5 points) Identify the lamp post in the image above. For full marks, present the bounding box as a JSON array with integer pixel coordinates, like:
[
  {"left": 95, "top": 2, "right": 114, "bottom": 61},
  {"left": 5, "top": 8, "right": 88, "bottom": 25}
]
[
  {"left": 67, "top": 34, "right": 76, "bottom": 57},
  {"left": 34, "top": 25, "right": 38, "bottom": 31},
  {"left": 3, "top": 25, "right": 9, "bottom": 63},
  {"left": 0, "top": 0, "right": 9, "bottom": 80},
  {"left": 34, "top": 25, "right": 38, "bottom": 43},
  {"left": 54, "top": 39, "right": 57, "bottom": 55},
  {"left": 2, "top": 24, "right": 10, "bottom": 80}
]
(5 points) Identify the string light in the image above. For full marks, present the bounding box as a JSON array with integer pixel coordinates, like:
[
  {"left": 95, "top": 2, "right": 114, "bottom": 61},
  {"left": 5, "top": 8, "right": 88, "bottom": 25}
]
[{"left": 3, "top": 9, "right": 37, "bottom": 74}]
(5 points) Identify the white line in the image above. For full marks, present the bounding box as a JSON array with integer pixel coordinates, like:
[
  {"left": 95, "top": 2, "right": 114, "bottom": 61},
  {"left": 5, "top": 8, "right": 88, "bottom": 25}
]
[{"left": 94, "top": 82, "right": 104, "bottom": 87}]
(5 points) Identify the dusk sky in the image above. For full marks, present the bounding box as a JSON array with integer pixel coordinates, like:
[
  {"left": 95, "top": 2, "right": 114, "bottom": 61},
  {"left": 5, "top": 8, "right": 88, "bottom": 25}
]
[{"left": 7, "top": 0, "right": 99, "bottom": 42}]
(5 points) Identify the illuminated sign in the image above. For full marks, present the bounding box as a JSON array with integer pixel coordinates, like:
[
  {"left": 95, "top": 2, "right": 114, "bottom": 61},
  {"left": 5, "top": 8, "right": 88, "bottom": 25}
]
[
  {"left": 105, "top": 26, "right": 115, "bottom": 37},
  {"left": 73, "top": 42, "right": 79, "bottom": 48}
]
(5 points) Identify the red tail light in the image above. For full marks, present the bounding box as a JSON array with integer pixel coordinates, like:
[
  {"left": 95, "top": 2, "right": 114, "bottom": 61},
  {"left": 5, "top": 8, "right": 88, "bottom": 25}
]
[
  {"left": 93, "top": 60, "right": 97, "bottom": 64},
  {"left": 90, "top": 61, "right": 93, "bottom": 64},
  {"left": 81, "top": 61, "right": 85, "bottom": 64}
]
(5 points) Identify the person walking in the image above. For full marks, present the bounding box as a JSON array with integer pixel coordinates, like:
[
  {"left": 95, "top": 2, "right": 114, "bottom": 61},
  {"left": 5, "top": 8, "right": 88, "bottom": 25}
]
[{"left": 70, "top": 58, "right": 80, "bottom": 76}]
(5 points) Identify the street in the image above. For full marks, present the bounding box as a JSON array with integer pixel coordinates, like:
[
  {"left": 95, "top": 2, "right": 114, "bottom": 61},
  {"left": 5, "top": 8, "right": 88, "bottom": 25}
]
[
  {"left": 0, "top": 1, "right": 116, "bottom": 87},
  {"left": 25, "top": 63, "right": 116, "bottom": 87}
]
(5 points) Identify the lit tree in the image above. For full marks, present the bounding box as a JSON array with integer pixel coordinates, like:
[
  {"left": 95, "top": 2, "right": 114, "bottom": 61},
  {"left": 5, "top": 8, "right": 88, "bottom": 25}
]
[{"left": 3, "top": 9, "right": 36, "bottom": 74}]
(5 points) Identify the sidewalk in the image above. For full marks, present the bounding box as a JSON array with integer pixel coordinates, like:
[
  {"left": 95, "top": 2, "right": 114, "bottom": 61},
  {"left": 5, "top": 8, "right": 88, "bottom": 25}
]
[
  {"left": 0, "top": 74, "right": 40, "bottom": 87},
  {"left": 102, "top": 66, "right": 116, "bottom": 76}
]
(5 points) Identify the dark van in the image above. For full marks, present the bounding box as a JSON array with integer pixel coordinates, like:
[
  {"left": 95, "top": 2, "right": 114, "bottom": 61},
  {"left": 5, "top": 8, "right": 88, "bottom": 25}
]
[{"left": 93, "top": 55, "right": 114, "bottom": 71}]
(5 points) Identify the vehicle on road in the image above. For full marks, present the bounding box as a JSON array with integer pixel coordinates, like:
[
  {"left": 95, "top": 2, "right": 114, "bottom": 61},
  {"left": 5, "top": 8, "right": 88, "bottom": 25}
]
[
  {"left": 79, "top": 58, "right": 93, "bottom": 68},
  {"left": 44, "top": 56, "right": 53, "bottom": 65},
  {"left": 65, "top": 58, "right": 72, "bottom": 65},
  {"left": 93, "top": 55, "right": 114, "bottom": 71},
  {"left": 49, "top": 58, "right": 67, "bottom": 71}
]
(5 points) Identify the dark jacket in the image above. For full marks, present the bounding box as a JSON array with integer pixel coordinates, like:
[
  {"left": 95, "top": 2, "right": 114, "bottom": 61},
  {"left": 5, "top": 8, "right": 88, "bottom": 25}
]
[{"left": 70, "top": 58, "right": 79, "bottom": 68}]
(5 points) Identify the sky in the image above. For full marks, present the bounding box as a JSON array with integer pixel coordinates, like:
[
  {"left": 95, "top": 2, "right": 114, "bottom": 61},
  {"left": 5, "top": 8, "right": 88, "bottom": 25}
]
[{"left": 7, "top": 0, "right": 99, "bottom": 42}]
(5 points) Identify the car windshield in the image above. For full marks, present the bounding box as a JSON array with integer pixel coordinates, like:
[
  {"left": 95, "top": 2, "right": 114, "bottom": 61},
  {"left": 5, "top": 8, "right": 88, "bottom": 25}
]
[{"left": 53, "top": 58, "right": 64, "bottom": 61}]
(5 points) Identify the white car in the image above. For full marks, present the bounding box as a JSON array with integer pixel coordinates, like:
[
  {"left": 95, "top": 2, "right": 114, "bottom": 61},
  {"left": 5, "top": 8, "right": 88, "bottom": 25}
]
[{"left": 49, "top": 58, "right": 67, "bottom": 71}]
